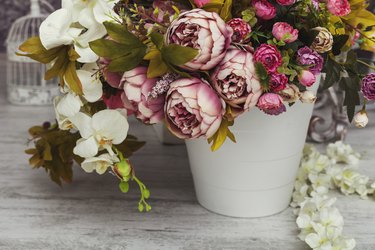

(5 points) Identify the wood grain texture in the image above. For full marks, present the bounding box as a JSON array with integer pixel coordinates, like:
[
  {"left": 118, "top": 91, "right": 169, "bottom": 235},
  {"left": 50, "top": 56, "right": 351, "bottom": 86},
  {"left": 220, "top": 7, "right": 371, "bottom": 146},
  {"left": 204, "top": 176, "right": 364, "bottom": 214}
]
[{"left": 0, "top": 54, "right": 375, "bottom": 250}]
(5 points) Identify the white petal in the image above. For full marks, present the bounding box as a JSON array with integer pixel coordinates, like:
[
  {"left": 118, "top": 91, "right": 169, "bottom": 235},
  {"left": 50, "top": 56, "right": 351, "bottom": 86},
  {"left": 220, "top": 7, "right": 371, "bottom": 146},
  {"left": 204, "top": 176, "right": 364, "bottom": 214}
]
[
  {"left": 77, "top": 70, "right": 103, "bottom": 102},
  {"left": 69, "top": 112, "right": 94, "bottom": 139},
  {"left": 93, "top": 0, "right": 119, "bottom": 23},
  {"left": 92, "top": 110, "right": 129, "bottom": 144},
  {"left": 56, "top": 93, "right": 82, "bottom": 118},
  {"left": 73, "top": 137, "right": 99, "bottom": 158},
  {"left": 39, "top": 9, "right": 77, "bottom": 49},
  {"left": 74, "top": 45, "right": 100, "bottom": 63}
]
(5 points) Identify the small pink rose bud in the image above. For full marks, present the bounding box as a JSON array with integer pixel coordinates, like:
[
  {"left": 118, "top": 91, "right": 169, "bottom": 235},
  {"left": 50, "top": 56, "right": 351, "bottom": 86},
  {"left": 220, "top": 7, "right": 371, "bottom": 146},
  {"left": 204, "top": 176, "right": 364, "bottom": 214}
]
[
  {"left": 227, "top": 18, "right": 252, "bottom": 43},
  {"left": 353, "top": 111, "right": 369, "bottom": 128},
  {"left": 257, "top": 93, "right": 286, "bottom": 116},
  {"left": 298, "top": 70, "right": 316, "bottom": 87},
  {"left": 300, "top": 91, "right": 317, "bottom": 103},
  {"left": 272, "top": 22, "right": 299, "bottom": 43}
]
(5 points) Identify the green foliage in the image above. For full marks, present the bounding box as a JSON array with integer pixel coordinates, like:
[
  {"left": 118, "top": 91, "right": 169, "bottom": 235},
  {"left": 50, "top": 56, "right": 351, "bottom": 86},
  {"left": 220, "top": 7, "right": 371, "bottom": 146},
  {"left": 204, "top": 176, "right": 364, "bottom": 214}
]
[
  {"left": 17, "top": 37, "right": 83, "bottom": 95},
  {"left": 254, "top": 62, "right": 270, "bottom": 91},
  {"left": 208, "top": 116, "right": 236, "bottom": 152},
  {"left": 144, "top": 31, "right": 199, "bottom": 78},
  {"left": 26, "top": 124, "right": 81, "bottom": 186},
  {"left": 332, "top": 35, "right": 349, "bottom": 56},
  {"left": 89, "top": 21, "right": 147, "bottom": 72}
]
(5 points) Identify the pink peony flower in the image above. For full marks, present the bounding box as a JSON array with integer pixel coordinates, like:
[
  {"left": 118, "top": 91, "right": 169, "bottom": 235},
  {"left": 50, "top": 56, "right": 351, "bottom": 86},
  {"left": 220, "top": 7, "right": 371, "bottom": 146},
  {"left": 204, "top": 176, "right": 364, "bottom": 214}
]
[
  {"left": 211, "top": 49, "right": 262, "bottom": 112},
  {"left": 252, "top": 0, "right": 277, "bottom": 20},
  {"left": 194, "top": 0, "right": 211, "bottom": 7},
  {"left": 165, "top": 78, "right": 225, "bottom": 139},
  {"left": 327, "top": 0, "right": 351, "bottom": 17},
  {"left": 361, "top": 73, "right": 375, "bottom": 101},
  {"left": 121, "top": 67, "right": 165, "bottom": 124},
  {"left": 257, "top": 93, "right": 286, "bottom": 115},
  {"left": 166, "top": 9, "right": 233, "bottom": 71},
  {"left": 270, "top": 73, "right": 288, "bottom": 92},
  {"left": 276, "top": 0, "right": 296, "bottom": 6},
  {"left": 272, "top": 22, "right": 299, "bottom": 43},
  {"left": 227, "top": 18, "right": 252, "bottom": 43},
  {"left": 254, "top": 44, "right": 282, "bottom": 72},
  {"left": 298, "top": 70, "right": 316, "bottom": 87}
]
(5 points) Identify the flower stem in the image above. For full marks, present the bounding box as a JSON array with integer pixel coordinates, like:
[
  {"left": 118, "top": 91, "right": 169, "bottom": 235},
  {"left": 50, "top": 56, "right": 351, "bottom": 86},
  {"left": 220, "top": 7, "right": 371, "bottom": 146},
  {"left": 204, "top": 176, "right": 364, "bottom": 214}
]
[{"left": 357, "top": 59, "right": 375, "bottom": 71}]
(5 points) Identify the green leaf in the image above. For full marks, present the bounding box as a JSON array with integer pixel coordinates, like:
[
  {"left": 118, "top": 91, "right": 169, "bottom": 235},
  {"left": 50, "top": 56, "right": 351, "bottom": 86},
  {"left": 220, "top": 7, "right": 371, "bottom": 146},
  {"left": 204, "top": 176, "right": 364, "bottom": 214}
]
[
  {"left": 254, "top": 62, "right": 270, "bottom": 91},
  {"left": 150, "top": 32, "right": 164, "bottom": 50},
  {"left": 209, "top": 118, "right": 236, "bottom": 152},
  {"left": 103, "top": 21, "right": 142, "bottom": 46},
  {"left": 119, "top": 181, "right": 130, "bottom": 193},
  {"left": 332, "top": 35, "right": 349, "bottom": 56},
  {"left": 161, "top": 44, "right": 199, "bottom": 66},
  {"left": 108, "top": 47, "right": 147, "bottom": 72},
  {"left": 220, "top": 0, "right": 233, "bottom": 21},
  {"left": 89, "top": 39, "right": 129, "bottom": 58},
  {"left": 322, "top": 57, "right": 342, "bottom": 90}
]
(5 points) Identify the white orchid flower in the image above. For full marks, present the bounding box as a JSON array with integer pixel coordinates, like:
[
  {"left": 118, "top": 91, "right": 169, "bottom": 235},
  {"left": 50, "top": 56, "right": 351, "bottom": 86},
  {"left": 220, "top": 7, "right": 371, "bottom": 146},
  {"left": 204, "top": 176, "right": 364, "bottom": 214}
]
[
  {"left": 55, "top": 69, "right": 103, "bottom": 118},
  {"left": 39, "top": 9, "right": 82, "bottom": 49},
  {"left": 62, "top": 0, "right": 119, "bottom": 24},
  {"left": 81, "top": 153, "right": 119, "bottom": 175},
  {"left": 40, "top": 0, "right": 116, "bottom": 62},
  {"left": 70, "top": 110, "right": 129, "bottom": 158}
]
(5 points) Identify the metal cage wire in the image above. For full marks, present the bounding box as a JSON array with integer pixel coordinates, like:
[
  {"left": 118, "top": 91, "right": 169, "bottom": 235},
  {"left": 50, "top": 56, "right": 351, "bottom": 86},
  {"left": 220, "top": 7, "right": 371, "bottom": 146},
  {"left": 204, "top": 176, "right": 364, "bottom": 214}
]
[{"left": 5, "top": 0, "right": 59, "bottom": 105}]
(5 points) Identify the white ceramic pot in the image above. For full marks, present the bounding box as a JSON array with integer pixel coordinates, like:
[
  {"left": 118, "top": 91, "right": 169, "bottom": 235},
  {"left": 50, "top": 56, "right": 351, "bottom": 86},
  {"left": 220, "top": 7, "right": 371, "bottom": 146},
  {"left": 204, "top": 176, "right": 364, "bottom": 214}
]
[{"left": 185, "top": 80, "right": 320, "bottom": 218}]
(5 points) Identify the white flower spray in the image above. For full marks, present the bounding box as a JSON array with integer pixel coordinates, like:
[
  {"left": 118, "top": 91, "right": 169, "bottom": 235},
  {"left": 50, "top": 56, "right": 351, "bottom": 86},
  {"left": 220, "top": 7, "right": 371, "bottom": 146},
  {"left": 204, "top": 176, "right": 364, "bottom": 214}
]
[{"left": 291, "top": 141, "right": 375, "bottom": 250}]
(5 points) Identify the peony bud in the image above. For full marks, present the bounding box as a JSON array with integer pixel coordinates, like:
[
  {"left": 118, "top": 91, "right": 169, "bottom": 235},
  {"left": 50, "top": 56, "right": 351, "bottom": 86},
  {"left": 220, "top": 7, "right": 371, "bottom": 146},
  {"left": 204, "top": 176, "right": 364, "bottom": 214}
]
[
  {"left": 311, "top": 27, "right": 334, "bottom": 53},
  {"left": 279, "top": 84, "right": 300, "bottom": 103},
  {"left": 353, "top": 111, "right": 369, "bottom": 128},
  {"left": 298, "top": 70, "right": 316, "bottom": 87},
  {"left": 227, "top": 18, "right": 252, "bottom": 43},
  {"left": 300, "top": 91, "right": 317, "bottom": 103}
]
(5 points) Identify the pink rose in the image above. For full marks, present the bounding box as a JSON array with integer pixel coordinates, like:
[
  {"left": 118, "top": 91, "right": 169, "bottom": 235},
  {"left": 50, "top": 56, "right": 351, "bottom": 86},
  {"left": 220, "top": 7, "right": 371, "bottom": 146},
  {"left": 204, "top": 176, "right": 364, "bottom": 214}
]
[
  {"left": 211, "top": 49, "right": 262, "bottom": 112},
  {"left": 257, "top": 93, "right": 286, "bottom": 116},
  {"left": 254, "top": 44, "right": 282, "bottom": 72},
  {"left": 327, "top": 0, "right": 351, "bottom": 17},
  {"left": 276, "top": 0, "right": 296, "bottom": 5},
  {"left": 166, "top": 9, "right": 233, "bottom": 71},
  {"left": 252, "top": 0, "right": 276, "bottom": 20},
  {"left": 298, "top": 70, "right": 316, "bottom": 87},
  {"left": 165, "top": 78, "right": 225, "bottom": 139},
  {"left": 227, "top": 18, "right": 252, "bottom": 43},
  {"left": 121, "top": 67, "right": 165, "bottom": 124},
  {"left": 270, "top": 73, "right": 288, "bottom": 92},
  {"left": 194, "top": 0, "right": 211, "bottom": 7},
  {"left": 272, "top": 22, "right": 299, "bottom": 43}
]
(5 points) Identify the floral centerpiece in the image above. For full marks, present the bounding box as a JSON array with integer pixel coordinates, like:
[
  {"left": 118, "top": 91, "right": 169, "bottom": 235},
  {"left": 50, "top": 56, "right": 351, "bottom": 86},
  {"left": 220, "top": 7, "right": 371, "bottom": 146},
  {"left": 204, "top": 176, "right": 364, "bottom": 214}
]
[{"left": 20, "top": 0, "right": 375, "bottom": 213}]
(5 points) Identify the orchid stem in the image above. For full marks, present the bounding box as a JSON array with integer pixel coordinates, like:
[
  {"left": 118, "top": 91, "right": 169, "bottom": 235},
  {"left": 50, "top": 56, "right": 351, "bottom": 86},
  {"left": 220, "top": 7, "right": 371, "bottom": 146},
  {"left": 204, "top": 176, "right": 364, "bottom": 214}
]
[{"left": 357, "top": 60, "right": 375, "bottom": 71}]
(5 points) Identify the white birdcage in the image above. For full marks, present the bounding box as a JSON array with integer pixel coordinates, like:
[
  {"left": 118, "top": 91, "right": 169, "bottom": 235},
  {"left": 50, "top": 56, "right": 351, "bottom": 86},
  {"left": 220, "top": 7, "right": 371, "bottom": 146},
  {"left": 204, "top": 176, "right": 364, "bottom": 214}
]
[{"left": 5, "top": 0, "right": 59, "bottom": 105}]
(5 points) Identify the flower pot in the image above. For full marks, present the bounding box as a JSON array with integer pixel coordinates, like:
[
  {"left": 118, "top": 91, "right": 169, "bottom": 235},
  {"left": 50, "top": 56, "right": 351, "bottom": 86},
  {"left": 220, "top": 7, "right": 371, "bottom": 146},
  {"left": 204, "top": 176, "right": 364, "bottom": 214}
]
[{"left": 185, "top": 81, "right": 320, "bottom": 218}]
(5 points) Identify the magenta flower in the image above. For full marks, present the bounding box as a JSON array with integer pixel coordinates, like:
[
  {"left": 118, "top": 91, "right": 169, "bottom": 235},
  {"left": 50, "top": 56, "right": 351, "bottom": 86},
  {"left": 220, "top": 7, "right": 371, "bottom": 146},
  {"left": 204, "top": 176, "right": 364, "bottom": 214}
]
[
  {"left": 298, "top": 70, "right": 316, "bottom": 87},
  {"left": 270, "top": 73, "right": 288, "bottom": 92},
  {"left": 252, "top": 0, "right": 276, "bottom": 20},
  {"left": 327, "top": 0, "right": 351, "bottom": 17},
  {"left": 254, "top": 44, "right": 282, "bottom": 72},
  {"left": 166, "top": 9, "right": 233, "bottom": 71},
  {"left": 211, "top": 49, "right": 262, "bottom": 112},
  {"left": 276, "top": 0, "right": 296, "bottom": 6},
  {"left": 257, "top": 93, "right": 286, "bottom": 115},
  {"left": 121, "top": 67, "right": 165, "bottom": 124},
  {"left": 165, "top": 78, "right": 225, "bottom": 139},
  {"left": 227, "top": 18, "right": 252, "bottom": 43},
  {"left": 297, "top": 46, "right": 324, "bottom": 75},
  {"left": 272, "top": 22, "right": 299, "bottom": 43},
  {"left": 193, "top": 0, "right": 211, "bottom": 7},
  {"left": 361, "top": 73, "right": 375, "bottom": 101}
]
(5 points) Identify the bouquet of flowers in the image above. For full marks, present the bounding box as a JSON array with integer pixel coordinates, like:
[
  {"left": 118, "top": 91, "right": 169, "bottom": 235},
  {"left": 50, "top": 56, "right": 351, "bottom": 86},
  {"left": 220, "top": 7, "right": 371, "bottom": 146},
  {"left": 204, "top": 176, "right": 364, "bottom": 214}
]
[{"left": 19, "top": 0, "right": 375, "bottom": 211}]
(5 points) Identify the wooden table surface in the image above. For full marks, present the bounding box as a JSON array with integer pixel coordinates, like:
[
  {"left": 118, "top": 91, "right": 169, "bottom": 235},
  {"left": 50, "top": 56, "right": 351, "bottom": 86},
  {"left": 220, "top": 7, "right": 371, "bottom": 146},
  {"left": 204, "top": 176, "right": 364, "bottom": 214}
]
[{"left": 1, "top": 54, "right": 375, "bottom": 250}]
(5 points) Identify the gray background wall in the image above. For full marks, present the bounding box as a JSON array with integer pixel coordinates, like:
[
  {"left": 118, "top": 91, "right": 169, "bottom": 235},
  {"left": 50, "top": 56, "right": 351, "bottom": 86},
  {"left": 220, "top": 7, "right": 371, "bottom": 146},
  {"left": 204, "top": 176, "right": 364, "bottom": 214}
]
[{"left": 0, "top": 0, "right": 60, "bottom": 51}]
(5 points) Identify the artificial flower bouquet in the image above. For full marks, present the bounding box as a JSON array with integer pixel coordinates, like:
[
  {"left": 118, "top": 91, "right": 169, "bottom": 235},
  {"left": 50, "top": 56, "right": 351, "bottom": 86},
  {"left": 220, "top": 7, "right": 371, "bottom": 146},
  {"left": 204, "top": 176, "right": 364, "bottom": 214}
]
[{"left": 19, "top": 0, "right": 375, "bottom": 211}]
